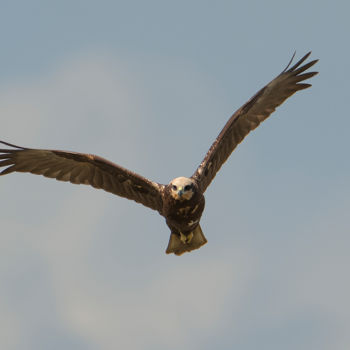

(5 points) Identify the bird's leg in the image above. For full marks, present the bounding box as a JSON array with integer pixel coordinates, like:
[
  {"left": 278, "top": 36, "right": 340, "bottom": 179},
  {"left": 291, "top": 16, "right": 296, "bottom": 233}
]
[{"left": 180, "top": 231, "right": 193, "bottom": 244}]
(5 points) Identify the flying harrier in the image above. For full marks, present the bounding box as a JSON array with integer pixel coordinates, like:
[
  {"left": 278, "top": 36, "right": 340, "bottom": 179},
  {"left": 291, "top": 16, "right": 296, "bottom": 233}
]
[{"left": 0, "top": 52, "right": 318, "bottom": 255}]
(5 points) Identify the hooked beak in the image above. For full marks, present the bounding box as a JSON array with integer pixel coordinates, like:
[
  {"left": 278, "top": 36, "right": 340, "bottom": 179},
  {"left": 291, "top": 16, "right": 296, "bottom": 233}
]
[{"left": 177, "top": 187, "right": 184, "bottom": 197}]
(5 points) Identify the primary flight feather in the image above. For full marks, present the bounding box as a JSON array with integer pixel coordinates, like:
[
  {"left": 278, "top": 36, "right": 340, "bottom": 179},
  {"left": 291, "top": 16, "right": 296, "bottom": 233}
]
[{"left": 0, "top": 52, "right": 318, "bottom": 255}]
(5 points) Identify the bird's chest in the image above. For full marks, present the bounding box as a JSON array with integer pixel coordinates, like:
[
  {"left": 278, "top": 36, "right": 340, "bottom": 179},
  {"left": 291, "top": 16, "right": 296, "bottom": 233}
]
[{"left": 163, "top": 195, "right": 205, "bottom": 231}]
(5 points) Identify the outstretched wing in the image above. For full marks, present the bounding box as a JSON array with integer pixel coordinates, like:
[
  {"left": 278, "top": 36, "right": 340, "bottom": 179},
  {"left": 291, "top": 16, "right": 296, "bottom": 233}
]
[
  {"left": 192, "top": 52, "right": 318, "bottom": 193},
  {"left": 0, "top": 141, "right": 164, "bottom": 212}
]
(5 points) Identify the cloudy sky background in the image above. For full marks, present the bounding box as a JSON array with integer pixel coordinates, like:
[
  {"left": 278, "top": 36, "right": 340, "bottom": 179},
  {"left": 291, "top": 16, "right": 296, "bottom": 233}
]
[{"left": 0, "top": 1, "right": 349, "bottom": 349}]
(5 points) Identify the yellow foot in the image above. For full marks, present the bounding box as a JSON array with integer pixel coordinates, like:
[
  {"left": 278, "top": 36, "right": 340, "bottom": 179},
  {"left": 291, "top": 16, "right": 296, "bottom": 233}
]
[{"left": 180, "top": 231, "right": 193, "bottom": 244}]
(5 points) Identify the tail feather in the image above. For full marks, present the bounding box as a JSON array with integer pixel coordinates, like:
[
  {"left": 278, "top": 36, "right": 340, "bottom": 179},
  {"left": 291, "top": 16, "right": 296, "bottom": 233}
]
[{"left": 166, "top": 225, "right": 207, "bottom": 256}]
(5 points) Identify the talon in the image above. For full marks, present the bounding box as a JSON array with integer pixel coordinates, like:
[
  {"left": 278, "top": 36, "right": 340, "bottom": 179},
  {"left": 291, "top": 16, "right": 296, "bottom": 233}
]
[
  {"left": 186, "top": 232, "right": 193, "bottom": 243},
  {"left": 179, "top": 231, "right": 193, "bottom": 244},
  {"left": 180, "top": 232, "right": 186, "bottom": 243}
]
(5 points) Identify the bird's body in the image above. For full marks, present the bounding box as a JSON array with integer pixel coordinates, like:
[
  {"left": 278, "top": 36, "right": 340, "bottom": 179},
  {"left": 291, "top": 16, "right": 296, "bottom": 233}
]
[
  {"left": 161, "top": 177, "right": 206, "bottom": 254},
  {"left": 0, "top": 52, "right": 318, "bottom": 255}
]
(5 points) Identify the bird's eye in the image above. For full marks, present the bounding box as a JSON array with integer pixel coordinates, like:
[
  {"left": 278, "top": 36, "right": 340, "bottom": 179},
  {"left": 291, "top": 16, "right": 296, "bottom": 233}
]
[
  {"left": 172, "top": 185, "right": 177, "bottom": 191},
  {"left": 184, "top": 185, "right": 192, "bottom": 191}
]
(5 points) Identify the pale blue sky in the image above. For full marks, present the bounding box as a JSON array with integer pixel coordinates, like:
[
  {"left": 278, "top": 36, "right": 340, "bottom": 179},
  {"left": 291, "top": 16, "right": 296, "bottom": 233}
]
[{"left": 0, "top": 1, "right": 349, "bottom": 349}]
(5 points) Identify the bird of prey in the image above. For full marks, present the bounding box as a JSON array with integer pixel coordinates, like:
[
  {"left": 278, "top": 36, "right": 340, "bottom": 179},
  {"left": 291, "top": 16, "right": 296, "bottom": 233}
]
[{"left": 0, "top": 52, "right": 318, "bottom": 255}]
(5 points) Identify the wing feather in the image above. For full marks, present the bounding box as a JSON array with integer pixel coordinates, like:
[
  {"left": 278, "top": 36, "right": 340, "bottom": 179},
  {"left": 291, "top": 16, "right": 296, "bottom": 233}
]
[
  {"left": 0, "top": 141, "right": 164, "bottom": 212},
  {"left": 192, "top": 52, "right": 318, "bottom": 192}
]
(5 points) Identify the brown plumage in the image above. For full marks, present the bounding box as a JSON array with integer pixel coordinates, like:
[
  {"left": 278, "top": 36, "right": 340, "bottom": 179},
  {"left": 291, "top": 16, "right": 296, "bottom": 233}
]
[{"left": 0, "top": 52, "right": 318, "bottom": 255}]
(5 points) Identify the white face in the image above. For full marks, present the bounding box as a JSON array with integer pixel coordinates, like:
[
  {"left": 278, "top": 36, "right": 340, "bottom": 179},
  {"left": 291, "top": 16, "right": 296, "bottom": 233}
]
[{"left": 169, "top": 177, "right": 195, "bottom": 201}]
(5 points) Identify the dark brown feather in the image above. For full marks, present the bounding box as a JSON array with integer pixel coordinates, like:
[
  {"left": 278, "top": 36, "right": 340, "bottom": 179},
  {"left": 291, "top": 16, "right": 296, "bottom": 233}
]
[
  {"left": 0, "top": 141, "right": 164, "bottom": 212},
  {"left": 192, "top": 52, "right": 318, "bottom": 192}
]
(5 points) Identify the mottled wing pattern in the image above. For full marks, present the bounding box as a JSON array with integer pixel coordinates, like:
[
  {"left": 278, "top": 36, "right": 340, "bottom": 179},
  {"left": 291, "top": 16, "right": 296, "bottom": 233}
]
[
  {"left": 192, "top": 52, "right": 318, "bottom": 193},
  {"left": 0, "top": 141, "right": 164, "bottom": 212}
]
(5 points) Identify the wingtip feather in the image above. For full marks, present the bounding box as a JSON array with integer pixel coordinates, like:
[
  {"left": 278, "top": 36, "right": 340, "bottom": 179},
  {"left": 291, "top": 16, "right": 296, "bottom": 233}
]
[
  {"left": 283, "top": 51, "right": 315, "bottom": 73},
  {"left": 0, "top": 140, "right": 27, "bottom": 150}
]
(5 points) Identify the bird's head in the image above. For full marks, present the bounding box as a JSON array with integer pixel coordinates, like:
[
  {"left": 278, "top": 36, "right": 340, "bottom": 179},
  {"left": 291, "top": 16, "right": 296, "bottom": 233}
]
[{"left": 168, "top": 177, "right": 196, "bottom": 201}]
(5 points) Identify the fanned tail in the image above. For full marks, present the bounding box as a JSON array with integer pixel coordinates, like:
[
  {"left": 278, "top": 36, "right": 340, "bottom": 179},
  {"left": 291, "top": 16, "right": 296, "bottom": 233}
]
[{"left": 166, "top": 225, "right": 207, "bottom": 256}]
